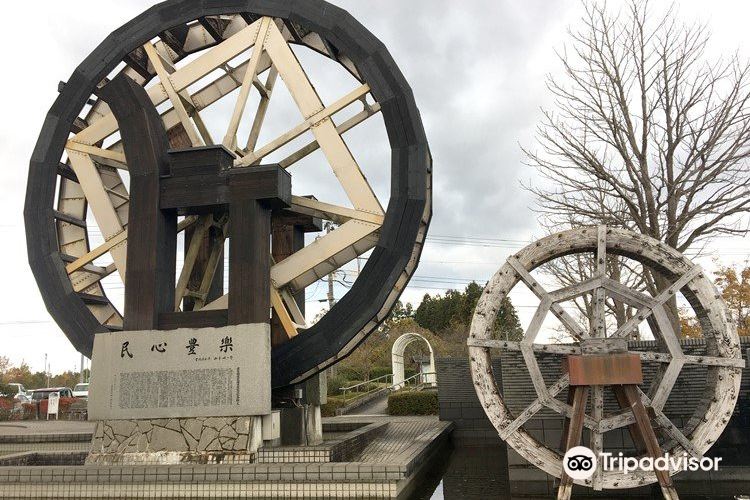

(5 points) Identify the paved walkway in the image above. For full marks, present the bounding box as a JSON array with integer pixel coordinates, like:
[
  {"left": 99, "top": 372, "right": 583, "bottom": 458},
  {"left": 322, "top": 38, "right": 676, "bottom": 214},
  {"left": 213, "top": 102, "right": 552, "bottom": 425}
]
[
  {"left": 326, "top": 415, "right": 445, "bottom": 463},
  {"left": 349, "top": 393, "right": 389, "bottom": 415}
]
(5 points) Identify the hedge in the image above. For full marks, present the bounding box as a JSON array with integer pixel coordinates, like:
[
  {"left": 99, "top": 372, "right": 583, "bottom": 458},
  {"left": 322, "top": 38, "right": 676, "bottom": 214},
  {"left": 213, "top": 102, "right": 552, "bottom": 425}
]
[
  {"left": 321, "top": 395, "right": 349, "bottom": 417},
  {"left": 387, "top": 390, "right": 438, "bottom": 416}
]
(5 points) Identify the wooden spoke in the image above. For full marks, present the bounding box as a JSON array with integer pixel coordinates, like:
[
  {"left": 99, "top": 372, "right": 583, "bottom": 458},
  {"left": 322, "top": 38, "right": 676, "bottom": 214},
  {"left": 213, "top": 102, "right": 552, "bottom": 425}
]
[
  {"left": 278, "top": 102, "right": 382, "bottom": 169},
  {"left": 290, "top": 196, "right": 384, "bottom": 225},
  {"left": 70, "top": 263, "right": 118, "bottom": 293},
  {"left": 638, "top": 388, "right": 702, "bottom": 459},
  {"left": 545, "top": 397, "right": 599, "bottom": 431},
  {"left": 64, "top": 216, "right": 198, "bottom": 276},
  {"left": 143, "top": 42, "right": 204, "bottom": 147},
  {"left": 682, "top": 355, "right": 746, "bottom": 368},
  {"left": 270, "top": 219, "right": 379, "bottom": 291},
  {"left": 235, "top": 83, "right": 372, "bottom": 166},
  {"left": 73, "top": 18, "right": 264, "bottom": 146},
  {"left": 592, "top": 225, "right": 607, "bottom": 338},
  {"left": 67, "top": 152, "right": 128, "bottom": 278},
  {"left": 467, "top": 338, "right": 581, "bottom": 355},
  {"left": 65, "top": 231, "right": 127, "bottom": 276},
  {"left": 548, "top": 277, "right": 602, "bottom": 303},
  {"left": 500, "top": 374, "right": 572, "bottom": 441},
  {"left": 602, "top": 278, "right": 651, "bottom": 308},
  {"left": 611, "top": 266, "right": 703, "bottom": 339},
  {"left": 279, "top": 287, "right": 306, "bottom": 327},
  {"left": 258, "top": 22, "right": 382, "bottom": 214},
  {"left": 153, "top": 41, "right": 216, "bottom": 148},
  {"left": 507, "top": 256, "right": 588, "bottom": 340},
  {"left": 223, "top": 16, "right": 272, "bottom": 150},
  {"left": 174, "top": 216, "right": 213, "bottom": 311},
  {"left": 271, "top": 287, "right": 299, "bottom": 339},
  {"left": 65, "top": 142, "right": 127, "bottom": 169},
  {"left": 201, "top": 219, "right": 379, "bottom": 311},
  {"left": 245, "top": 67, "right": 279, "bottom": 152}
]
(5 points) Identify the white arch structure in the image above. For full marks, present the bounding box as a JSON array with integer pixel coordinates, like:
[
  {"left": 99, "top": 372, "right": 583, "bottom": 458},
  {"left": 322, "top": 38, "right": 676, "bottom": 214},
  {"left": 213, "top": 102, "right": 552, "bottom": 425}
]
[{"left": 391, "top": 333, "right": 436, "bottom": 389}]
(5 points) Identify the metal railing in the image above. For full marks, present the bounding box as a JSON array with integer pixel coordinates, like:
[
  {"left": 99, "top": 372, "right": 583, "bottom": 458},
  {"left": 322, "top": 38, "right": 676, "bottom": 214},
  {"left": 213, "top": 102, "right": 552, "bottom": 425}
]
[
  {"left": 338, "top": 371, "right": 438, "bottom": 401},
  {"left": 388, "top": 372, "right": 437, "bottom": 392},
  {"left": 339, "top": 374, "right": 393, "bottom": 401}
]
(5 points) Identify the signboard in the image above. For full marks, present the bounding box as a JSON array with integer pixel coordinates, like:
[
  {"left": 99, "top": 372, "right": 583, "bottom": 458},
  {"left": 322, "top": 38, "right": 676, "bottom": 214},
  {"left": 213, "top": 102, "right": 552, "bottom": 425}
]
[
  {"left": 47, "top": 392, "right": 59, "bottom": 420},
  {"left": 88, "top": 324, "right": 271, "bottom": 420}
]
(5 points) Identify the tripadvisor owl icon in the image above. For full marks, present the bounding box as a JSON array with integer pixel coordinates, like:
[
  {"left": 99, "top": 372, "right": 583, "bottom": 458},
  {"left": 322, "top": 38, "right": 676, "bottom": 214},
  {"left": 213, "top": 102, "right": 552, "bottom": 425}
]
[{"left": 563, "top": 446, "right": 597, "bottom": 480}]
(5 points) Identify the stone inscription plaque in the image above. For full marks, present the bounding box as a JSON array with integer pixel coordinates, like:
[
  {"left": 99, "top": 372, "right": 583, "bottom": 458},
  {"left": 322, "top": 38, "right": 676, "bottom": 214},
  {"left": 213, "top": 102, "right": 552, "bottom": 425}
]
[{"left": 88, "top": 324, "right": 270, "bottom": 420}]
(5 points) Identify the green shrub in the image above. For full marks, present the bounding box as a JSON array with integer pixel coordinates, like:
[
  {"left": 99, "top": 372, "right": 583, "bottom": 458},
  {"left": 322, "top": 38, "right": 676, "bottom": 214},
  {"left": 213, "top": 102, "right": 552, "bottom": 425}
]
[
  {"left": 369, "top": 366, "right": 392, "bottom": 379},
  {"left": 387, "top": 390, "right": 438, "bottom": 416},
  {"left": 326, "top": 375, "right": 350, "bottom": 396},
  {"left": 321, "top": 395, "right": 348, "bottom": 417}
]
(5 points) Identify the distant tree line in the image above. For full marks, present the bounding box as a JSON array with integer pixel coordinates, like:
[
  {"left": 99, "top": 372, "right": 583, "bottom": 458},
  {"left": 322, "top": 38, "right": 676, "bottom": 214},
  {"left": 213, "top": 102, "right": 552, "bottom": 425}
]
[{"left": 0, "top": 356, "right": 86, "bottom": 392}]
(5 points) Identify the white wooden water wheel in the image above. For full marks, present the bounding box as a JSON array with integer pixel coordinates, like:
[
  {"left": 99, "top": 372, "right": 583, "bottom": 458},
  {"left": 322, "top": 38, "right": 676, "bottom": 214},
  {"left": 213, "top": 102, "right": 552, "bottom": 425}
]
[{"left": 468, "top": 226, "right": 744, "bottom": 490}]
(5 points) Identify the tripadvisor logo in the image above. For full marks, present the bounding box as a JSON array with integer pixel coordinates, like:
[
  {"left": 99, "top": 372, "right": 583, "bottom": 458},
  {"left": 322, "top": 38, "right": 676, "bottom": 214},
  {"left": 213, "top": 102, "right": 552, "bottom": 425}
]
[
  {"left": 563, "top": 446, "right": 722, "bottom": 478},
  {"left": 563, "top": 446, "right": 597, "bottom": 480}
]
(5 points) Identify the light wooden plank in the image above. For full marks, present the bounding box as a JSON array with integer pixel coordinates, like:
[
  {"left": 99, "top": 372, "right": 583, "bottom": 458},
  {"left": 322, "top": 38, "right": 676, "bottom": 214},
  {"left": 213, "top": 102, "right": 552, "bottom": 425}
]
[
  {"left": 592, "top": 225, "right": 607, "bottom": 338},
  {"left": 278, "top": 102, "right": 381, "bottom": 169},
  {"left": 261, "top": 22, "right": 382, "bottom": 214},
  {"left": 174, "top": 217, "right": 212, "bottom": 311},
  {"left": 68, "top": 152, "right": 128, "bottom": 279},
  {"left": 144, "top": 42, "right": 204, "bottom": 147},
  {"left": 245, "top": 67, "right": 279, "bottom": 152},
  {"left": 223, "top": 17, "right": 272, "bottom": 149},
  {"left": 290, "top": 196, "right": 384, "bottom": 226},
  {"left": 508, "top": 256, "right": 588, "bottom": 340},
  {"left": 271, "top": 287, "right": 299, "bottom": 339},
  {"left": 235, "top": 83, "right": 371, "bottom": 166}
]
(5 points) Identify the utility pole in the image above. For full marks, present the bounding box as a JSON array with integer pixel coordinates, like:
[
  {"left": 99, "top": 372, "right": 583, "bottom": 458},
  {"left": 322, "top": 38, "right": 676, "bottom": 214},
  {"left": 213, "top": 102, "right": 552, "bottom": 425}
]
[
  {"left": 327, "top": 272, "right": 335, "bottom": 309},
  {"left": 44, "top": 354, "right": 50, "bottom": 387},
  {"left": 80, "top": 353, "right": 85, "bottom": 383},
  {"left": 324, "top": 222, "right": 336, "bottom": 310}
]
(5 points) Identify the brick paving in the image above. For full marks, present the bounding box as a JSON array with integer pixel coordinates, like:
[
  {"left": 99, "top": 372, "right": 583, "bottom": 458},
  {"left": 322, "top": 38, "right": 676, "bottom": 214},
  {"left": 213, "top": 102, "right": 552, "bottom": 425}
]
[
  {"left": 325, "top": 415, "right": 447, "bottom": 463},
  {"left": 0, "top": 415, "right": 452, "bottom": 498}
]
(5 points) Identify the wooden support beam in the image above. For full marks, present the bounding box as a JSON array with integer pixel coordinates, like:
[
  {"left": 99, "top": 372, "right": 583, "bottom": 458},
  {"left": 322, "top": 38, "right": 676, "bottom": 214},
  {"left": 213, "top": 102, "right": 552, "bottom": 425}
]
[
  {"left": 99, "top": 75, "right": 176, "bottom": 331},
  {"left": 228, "top": 199, "right": 271, "bottom": 325},
  {"left": 620, "top": 385, "right": 680, "bottom": 499},
  {"left": 223, "top": 16, "right": 272, "bottom": 150},
  {"left": 557, "top": 386, "right": 589, "bottom": 500}
]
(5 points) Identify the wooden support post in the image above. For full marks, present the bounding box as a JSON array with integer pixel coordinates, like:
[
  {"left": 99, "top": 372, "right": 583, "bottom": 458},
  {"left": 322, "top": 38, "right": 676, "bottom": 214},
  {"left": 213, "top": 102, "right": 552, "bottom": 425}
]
[
  {"left": 621, "top": 385, "right": 680, "bottom": 500},
  {"left": 612, "top": 385, "right": 648, "bottom": 454},
  {"left": 228, "top": 200, "right": 271, "bottom": 325},
  {"left": 99, "top": 75, "right": 176, "bottom": 331},
  {"left": 557, "top": 386, "right": 589, "bottom": 500}
]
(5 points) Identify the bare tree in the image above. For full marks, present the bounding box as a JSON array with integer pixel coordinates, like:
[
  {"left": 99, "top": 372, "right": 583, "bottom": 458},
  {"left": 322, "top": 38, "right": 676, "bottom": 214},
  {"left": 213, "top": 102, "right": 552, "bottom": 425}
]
[{"left": 525, "top": 0, "right": 750, "bottom": 328}]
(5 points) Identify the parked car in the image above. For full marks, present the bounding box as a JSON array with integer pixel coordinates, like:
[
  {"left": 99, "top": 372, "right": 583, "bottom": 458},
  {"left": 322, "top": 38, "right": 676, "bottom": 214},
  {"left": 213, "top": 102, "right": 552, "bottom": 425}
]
[
  {"left": 72, "top": 383, "right": 89, "bottom": 399},
  {"left": 7, "top": 383, "right": 30, "bottom": 402},
  {"left": 30, "top": 387, "right": 74, "bottom": 401}
]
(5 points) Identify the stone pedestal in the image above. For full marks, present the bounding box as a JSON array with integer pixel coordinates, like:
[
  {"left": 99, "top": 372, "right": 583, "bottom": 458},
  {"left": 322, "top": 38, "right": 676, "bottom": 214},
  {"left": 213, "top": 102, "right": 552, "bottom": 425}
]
[
  {"left": 87, "top": 325, "right": 271, "bottom": 464},
  {"left": 87, "top": 416, "right": 263, "bottom": 465}
]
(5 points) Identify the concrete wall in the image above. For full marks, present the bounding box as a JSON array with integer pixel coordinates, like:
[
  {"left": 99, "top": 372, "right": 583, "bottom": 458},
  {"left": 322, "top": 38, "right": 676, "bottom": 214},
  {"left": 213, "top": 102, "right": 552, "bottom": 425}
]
[{"left": 436, "top": 358, "right": 504, "bottom": 447}]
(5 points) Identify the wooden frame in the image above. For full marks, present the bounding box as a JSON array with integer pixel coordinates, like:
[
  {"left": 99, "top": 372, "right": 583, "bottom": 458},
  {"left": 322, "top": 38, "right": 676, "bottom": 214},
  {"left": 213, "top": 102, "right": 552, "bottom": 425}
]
[
  {"left": 468, "top": 226, "right": 743, "bottom": 491},
  {"left": 25, "top": 0, "right": 431, "bottom": 388}
]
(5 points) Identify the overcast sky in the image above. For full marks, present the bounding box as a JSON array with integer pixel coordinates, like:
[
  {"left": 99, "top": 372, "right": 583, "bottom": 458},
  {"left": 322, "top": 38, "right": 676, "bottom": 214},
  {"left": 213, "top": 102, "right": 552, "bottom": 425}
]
[{"left": 1, "top": 0, "right": 748, "bottom": 373}]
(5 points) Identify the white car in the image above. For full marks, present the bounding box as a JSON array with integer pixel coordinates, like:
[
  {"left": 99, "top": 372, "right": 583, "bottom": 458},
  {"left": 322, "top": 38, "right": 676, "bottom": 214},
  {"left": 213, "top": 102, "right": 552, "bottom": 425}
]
[
  {"left": 7, "top": 383, "right": 30, "bottom": 402},
  {"left": 72, "top": 383, "right": 89, "bottom": 399}
]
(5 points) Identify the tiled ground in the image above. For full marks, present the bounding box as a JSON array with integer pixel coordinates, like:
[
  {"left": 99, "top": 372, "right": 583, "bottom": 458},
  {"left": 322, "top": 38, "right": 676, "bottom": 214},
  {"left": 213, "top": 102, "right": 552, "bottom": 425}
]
[{"left": 0, "top": 416, "right": 452, "bottom": 499}]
